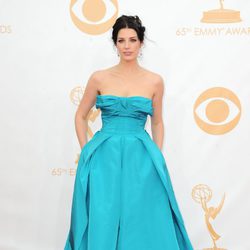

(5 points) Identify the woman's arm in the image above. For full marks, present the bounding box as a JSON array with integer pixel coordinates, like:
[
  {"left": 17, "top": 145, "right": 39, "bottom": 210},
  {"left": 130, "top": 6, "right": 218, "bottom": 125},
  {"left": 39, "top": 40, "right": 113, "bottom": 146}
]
[
  {"left": 151, "top": 76, "right": 165, "bottom": 150},
  {"left": 75, "top": 71, "right": 100, "bottom": 149}
]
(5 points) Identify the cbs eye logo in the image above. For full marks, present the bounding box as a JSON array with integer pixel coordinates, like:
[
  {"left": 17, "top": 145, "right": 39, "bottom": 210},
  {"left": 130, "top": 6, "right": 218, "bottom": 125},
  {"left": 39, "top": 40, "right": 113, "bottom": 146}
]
[
  {"left": 69, "top": 0, "right": 119, "bottom": 35},
  {"left": 194, "top": 87, "right": 241, "bottom": 135}
]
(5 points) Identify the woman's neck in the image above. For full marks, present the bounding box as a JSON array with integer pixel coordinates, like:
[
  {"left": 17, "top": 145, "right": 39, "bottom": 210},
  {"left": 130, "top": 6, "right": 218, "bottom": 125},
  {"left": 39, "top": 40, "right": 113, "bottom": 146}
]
[{"left": 116, "top": 59, "right": 141, "bottom": 74}]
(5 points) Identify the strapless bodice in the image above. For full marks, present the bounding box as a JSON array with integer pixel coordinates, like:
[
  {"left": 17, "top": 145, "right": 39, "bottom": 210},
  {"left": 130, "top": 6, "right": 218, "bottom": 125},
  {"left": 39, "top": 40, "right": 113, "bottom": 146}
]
[{"left": 95, "top": 95, "right": 154, "bottom": 134}]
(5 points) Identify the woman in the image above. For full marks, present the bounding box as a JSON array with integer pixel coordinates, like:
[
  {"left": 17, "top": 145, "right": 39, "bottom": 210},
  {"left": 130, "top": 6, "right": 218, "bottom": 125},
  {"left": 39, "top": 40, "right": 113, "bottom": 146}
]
[{"left": 64, "top": 15, "right": 194, "bottom": 250}]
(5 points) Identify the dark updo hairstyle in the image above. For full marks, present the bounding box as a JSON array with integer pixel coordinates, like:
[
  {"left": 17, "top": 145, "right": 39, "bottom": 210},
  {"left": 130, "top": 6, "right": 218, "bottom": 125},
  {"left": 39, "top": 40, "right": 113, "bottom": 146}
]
[{"left": 111, "top": 15, "right": 146, "bottom": 45}]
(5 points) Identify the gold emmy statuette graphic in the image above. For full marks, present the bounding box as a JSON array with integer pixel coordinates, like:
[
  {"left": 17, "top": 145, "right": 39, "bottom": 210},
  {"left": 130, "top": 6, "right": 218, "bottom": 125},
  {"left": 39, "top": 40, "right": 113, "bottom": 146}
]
[
  {"left": 201, "top": 0, "right": 241, "bottom": 23},
  {"left": 192, "top": 184, "right": 226, "bottom": 250},
  {"left": 70, "top": 86, "right": 101, "bottom": 164}
]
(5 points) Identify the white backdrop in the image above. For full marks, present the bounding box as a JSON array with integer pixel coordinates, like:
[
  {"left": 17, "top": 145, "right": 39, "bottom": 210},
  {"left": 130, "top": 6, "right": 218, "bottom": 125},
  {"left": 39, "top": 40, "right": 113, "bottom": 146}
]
[{"left": 1, "top": 0, "right": 250, "bottom": 249}]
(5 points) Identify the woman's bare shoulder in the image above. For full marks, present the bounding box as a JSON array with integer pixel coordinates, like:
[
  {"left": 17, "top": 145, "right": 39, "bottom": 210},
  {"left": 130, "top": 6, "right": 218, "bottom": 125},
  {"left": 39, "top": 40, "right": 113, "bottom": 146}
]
[
  {"left": 86, "top": 67, "right": 115, "bottom": 94},
  {"left": 89, "top": 67, "right": 115, "bottom": 81},
  {"left": 139, "top": 68, "right": 164, "bottom": 99},
  {"left": 141, "top": 67, "right": 164, "bottom": 85}
]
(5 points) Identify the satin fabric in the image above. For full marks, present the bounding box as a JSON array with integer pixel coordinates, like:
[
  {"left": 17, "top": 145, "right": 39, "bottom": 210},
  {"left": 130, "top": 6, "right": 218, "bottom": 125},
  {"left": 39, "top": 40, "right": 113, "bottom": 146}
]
[{"left": 64, "top": 95, "right": 194, "bottom": 250}]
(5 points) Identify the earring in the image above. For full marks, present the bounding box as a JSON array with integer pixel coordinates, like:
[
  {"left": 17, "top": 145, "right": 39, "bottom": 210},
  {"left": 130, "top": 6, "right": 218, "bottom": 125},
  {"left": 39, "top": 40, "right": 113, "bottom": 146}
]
[
  {"left": 138, "top": 48, "right": 143, "bottom": 59},
  {"left": 116, "top": 48, "right": 120, "bottom": 57}
]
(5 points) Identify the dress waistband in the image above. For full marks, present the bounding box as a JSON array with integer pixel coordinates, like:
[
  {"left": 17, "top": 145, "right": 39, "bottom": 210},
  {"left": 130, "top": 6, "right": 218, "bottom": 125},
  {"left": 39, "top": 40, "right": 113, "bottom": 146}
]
[
  {"left": 100, "top": 116, "right": 146, "bottom": 135},
  {"left": 100, "top": 126, "right": 146, "bottom": 135}
]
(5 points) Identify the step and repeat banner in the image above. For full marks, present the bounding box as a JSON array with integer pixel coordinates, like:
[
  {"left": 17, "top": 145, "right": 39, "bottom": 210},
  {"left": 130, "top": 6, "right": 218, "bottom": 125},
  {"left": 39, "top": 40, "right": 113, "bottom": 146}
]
[{"left": 1, "top": 0, "right": 249, "bottom": 249}]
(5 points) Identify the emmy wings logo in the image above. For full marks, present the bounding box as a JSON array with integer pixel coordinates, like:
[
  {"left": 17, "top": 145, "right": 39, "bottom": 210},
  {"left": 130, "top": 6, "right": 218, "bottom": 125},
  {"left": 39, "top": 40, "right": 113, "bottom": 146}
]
[
  {"left": 69, "top": 0, "right": 119, "bottom": 35},
  {"left": 192, "top": 184, "right": 226, "bottom": 250},
  {"left": 193, "top": 87, "right": 241, "bottom": 135},
  {"left": 176, "top": 0, "right": 248, "bottom": 37}
]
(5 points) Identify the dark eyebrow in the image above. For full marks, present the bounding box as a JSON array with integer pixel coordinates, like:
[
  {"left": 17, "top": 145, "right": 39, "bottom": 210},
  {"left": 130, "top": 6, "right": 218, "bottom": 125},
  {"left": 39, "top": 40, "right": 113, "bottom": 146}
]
[{"left": 117, "top": 36, "right": 137, "bottom": 39}]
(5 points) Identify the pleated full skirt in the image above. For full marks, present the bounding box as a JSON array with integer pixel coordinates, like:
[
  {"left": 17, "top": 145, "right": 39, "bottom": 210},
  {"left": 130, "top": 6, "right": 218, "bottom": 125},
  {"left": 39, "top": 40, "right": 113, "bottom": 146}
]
[{"left": 64, "top": 130, "right": 194, "bottom": 250}]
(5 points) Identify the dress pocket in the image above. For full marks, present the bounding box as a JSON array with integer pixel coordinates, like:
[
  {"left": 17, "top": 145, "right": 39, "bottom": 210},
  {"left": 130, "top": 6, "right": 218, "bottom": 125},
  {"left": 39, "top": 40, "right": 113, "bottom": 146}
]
[
  {"left": 81, "top": 141, "right": 90, "bottom": 154},
  {"left": 80, "top": 130, "right": 100, "bottom": 155}
]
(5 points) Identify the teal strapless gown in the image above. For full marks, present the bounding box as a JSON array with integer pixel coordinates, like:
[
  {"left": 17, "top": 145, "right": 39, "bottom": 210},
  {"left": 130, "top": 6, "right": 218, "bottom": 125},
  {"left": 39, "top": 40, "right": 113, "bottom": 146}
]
[{"left": 64, "top": 95, "right": 194, "bottom": 250}]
